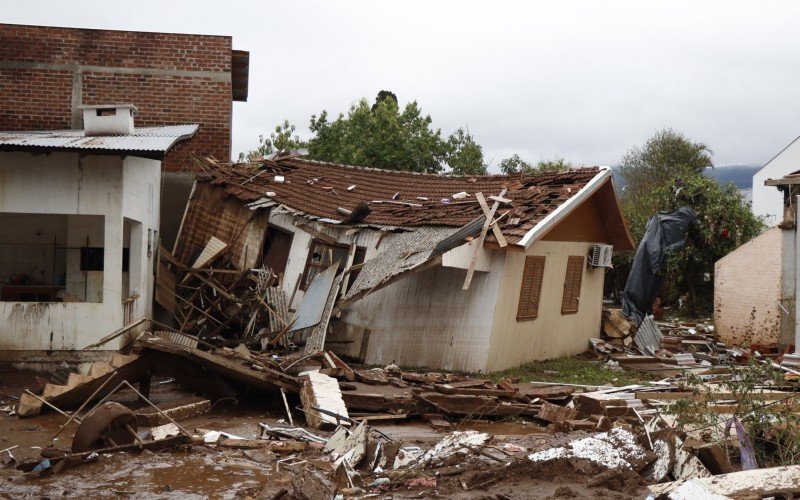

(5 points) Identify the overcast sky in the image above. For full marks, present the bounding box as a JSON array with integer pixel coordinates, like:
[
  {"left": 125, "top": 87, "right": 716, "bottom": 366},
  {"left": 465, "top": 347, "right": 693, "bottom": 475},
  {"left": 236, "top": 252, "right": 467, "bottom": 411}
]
[{"left": 4, "top": 1, "right": 800, "bottom": 170}]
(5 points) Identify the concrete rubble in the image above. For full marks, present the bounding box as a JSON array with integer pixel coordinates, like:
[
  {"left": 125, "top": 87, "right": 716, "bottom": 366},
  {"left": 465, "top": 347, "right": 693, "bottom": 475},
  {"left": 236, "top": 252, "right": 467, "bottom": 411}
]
[{"left": 3, "top": 263, "right": 800, "bottom": 497}]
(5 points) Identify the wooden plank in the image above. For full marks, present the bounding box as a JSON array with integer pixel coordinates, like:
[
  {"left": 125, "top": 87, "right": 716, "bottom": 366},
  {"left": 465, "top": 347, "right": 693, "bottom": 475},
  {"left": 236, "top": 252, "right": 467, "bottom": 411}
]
[
  {"left": 635, "top": 391, "right": 797, "bottom": 401},
  {"left": 463, "top": 189, "right": 506, "bottom": 290},
  {"left": 140, "top": 337, "right": 300, "bottom": 393},
  {"left": 433, "top": 384, "right": 516, "bottom": 397},
  {"left": 416, "top": 392, "right": 540, "bottom": 417},
  {"left": 216, "top": 439, "right": 308, "bottom": 452},
  {"left": 191, "top": 236, "right": 228, "bottom": 269},
  {"left": 82, "top": 318, "right": 149, "bottom": 351},
  {"left": 155, "top": 261, "right": 176, "bottom": 314},
  {"left": 477, "top": 192, "right": 508, "bottom": 248}
]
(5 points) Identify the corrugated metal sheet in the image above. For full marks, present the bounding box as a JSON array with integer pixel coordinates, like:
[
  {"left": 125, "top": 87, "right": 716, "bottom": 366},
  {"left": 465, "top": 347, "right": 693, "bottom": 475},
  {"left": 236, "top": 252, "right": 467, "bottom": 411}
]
[
  {"left": 290, "top": 264, "right": 339, "bottom": 332},
  {"left": 0, "top": 124, "right": 198, "bottom": 153},
  {"left": 634, "top": 315, "right": 662, "bottom": 355},
  {"left": 430, "top": 215, "right": 485, "bottom": 257}
]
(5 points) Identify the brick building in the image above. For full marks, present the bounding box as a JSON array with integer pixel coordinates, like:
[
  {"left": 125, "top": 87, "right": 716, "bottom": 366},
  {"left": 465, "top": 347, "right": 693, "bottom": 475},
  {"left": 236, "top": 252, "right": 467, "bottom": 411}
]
[{"left": 0, "top": 23, "right": 249, "bottom": 246}]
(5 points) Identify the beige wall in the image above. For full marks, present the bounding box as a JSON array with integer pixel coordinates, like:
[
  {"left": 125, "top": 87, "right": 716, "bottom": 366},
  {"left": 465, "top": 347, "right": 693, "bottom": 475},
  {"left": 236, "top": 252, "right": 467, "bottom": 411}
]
[
  {"left": 484, "top": 240, "right": 605, "bottom": 372},
  {"left": 714, "top": 227, "right": 784, "bottom": 346}
]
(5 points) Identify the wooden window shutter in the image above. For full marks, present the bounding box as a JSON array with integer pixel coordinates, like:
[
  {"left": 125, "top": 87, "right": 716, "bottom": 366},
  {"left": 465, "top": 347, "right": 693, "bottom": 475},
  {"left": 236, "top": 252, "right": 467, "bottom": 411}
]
[
  {"left": 561, "top": 255, "right": 584, "bottom": 314},
  {"left": 517, "top": 256, "right": 546, "bottom": 321}
]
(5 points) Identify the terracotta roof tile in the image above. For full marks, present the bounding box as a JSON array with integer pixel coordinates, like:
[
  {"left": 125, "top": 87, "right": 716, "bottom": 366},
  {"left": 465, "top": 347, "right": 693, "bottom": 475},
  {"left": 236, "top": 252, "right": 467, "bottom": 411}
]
[{"left": 199, "top": 157, "right": 602, "bottom": 246}]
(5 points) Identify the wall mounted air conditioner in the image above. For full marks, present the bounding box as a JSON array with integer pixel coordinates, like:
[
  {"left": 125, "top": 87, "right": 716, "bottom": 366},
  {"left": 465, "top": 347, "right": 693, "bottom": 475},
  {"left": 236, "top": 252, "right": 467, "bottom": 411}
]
[{"left": 590, "top": 243, "right": 614, "bottom": 268}]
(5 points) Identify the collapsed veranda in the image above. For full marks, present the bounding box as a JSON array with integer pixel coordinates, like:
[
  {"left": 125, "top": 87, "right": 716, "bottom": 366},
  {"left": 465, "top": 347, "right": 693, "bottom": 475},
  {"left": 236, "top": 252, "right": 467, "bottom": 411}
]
[{"left": 172, "top": 154, "right": 634, "bottom": 372}]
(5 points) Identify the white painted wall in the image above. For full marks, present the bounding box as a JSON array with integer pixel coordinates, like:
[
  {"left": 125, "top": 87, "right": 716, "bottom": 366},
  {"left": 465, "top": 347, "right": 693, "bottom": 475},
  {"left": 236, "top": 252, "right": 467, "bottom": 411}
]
[
  {"left": 334, "top": 248, "right": 505, "bottom": 373},
  {"left": 264, "top": 211, "right": 602, "bottom": 373},
  {"left": 753, "top": 136, "right": 800, "bottom": 226},
  {"left": 122, "top": 156, "right": 161, "bottom": 321},
  {"left": 0, "top": 151, "right": 161, "bottom": 352}
]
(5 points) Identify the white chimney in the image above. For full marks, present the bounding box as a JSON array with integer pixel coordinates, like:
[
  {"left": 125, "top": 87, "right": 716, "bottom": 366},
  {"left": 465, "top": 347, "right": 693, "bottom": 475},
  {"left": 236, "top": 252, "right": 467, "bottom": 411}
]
[{"left": 79, "top": 104, "right": 138, "bottom": 136}]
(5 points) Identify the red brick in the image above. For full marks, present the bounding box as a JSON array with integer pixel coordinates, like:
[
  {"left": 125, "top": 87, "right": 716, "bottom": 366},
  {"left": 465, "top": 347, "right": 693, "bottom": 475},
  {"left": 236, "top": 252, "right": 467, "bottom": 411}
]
[{"left": 0, "top": 23, "right": 237, "bottom": 171}]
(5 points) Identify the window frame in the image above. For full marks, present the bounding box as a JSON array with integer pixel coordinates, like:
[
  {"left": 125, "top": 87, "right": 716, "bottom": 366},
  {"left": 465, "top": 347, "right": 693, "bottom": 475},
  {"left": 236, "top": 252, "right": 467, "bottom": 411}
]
[
  {"left": 300, "top": 238, "right": 367, "bottom": 292},
  {"left": 516, "top": 255, "right": 546, "bottom": 321}
]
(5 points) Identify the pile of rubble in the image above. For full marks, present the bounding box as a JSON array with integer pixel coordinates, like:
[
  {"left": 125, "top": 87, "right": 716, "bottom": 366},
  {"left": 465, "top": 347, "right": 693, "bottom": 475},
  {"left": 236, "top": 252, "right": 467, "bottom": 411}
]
[{"left": 6, "top": 246, "right": 800, "bottom": 497}]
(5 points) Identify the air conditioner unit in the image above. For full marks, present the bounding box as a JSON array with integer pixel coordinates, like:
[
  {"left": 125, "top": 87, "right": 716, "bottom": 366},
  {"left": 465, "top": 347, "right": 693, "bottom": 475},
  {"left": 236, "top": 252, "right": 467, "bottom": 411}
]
[{"left": 590, "top": 243, "right": 613, "bottom": 268}]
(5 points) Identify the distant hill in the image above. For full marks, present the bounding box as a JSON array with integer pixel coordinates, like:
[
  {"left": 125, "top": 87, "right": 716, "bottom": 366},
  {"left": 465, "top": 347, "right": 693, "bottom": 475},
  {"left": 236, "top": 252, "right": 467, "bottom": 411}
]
[
  {"left": 704, "top": 165, "right": 760, "bottom": 190},
  {"left": 610, "top": 164, "right": 760, "bottom": 191}
]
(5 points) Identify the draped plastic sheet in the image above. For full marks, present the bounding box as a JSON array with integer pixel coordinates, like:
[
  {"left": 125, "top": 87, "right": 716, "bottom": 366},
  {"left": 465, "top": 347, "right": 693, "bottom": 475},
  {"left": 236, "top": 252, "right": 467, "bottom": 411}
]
[{"left": 621, "top": 206, "right": 697, "bottom": 322}]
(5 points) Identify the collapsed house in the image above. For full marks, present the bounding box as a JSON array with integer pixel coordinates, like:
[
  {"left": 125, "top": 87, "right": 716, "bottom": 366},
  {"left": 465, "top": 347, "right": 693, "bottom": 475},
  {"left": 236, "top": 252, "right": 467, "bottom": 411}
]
[
  {"left": 0, "top": 104, "right": 197, "bottom": 365},
  {"left": 173, "top": 155, "right": 634, "bottom": 372}
]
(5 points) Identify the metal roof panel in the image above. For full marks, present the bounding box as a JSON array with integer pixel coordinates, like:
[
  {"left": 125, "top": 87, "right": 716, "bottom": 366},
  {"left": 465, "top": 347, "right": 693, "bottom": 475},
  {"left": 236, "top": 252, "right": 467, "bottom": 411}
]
[{"left": 0, "top": 124, "right": 199, "bottom": 153}]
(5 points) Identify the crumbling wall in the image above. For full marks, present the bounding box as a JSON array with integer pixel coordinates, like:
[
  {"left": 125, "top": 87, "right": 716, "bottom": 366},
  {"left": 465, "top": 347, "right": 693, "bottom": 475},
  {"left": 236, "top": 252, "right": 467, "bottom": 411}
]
[
  {"left": 330, "top": 239, "right": 506, "bottom": 373},
  {"left": 714, "top": 227, "right": 783, "bottom": 347},
  {"left": 485, "top": 240, "right": 605, "bottom": 372},
  {"left": 174, "top": 183, "right": 269, "bottom": 271}
]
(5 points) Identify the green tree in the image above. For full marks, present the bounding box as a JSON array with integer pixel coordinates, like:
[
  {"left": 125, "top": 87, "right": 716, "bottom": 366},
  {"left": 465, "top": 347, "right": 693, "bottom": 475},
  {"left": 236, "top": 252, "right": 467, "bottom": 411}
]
[
  {"left": 619, "top": 128, "right": 713, "bottom": 233},
  {"left": 499, "top": 154, "right": 532, "bottom": 174},
  {"left": 616, "top": 129, "right": 764, "bottom": 315},
  {"left": 447, "top": 127, "right": 486, "bottom": 175},
  {"left": 499, "top": 154, "right": 572, "bottom": 174},
  {"left": 307, "top": 93, "right": 449, "bottom": 173},
  {"left": 238, "top": 120, "right": 307, "bottom": 161}
]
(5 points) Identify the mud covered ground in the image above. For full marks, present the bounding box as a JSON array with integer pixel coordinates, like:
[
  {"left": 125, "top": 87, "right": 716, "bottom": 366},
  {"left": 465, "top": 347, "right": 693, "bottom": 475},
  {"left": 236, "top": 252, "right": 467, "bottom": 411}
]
[{"left": 0, "top": 369, "right": 649, "bottom": 499}]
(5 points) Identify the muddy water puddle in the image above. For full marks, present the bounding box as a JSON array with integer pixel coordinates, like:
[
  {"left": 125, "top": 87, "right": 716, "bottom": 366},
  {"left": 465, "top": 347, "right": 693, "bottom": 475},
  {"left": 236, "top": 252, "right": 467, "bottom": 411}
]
[
  {"left": 1, "top": 450, "right": 284, "bottom": 499},
  {"left": 0, "top": 370, "right": 563, "bottom": 498}
]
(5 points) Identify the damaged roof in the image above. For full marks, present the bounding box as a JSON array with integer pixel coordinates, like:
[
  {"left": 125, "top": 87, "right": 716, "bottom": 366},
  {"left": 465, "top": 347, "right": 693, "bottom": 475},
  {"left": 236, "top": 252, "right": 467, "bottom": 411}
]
[
  {"left": 0, "top": 124, "right": 199, "bottom": 157},
  {"left": 199, "top": 156, "right": 623, "bottom": 247}
]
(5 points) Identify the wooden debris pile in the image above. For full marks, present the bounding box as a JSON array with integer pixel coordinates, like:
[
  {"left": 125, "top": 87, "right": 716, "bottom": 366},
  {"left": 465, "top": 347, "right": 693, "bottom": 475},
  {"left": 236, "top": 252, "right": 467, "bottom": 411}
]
[
  {"left": 595, "top": 311, "right": 749, "bottom": 370},
  {"left": 157, "top": 244, "right": 291, "bottom": 350}
]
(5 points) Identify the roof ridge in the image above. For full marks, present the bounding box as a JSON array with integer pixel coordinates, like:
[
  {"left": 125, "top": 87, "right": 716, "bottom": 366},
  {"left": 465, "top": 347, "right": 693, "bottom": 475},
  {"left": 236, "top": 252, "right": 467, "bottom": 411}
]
[{"left": 267, "top": 156, "right": 600, "bottom": 180}]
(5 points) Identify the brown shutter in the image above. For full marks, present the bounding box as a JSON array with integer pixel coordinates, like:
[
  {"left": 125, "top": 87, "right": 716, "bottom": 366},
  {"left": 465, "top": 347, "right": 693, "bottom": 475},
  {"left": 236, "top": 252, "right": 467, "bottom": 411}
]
[
  {"left": 561, "top": 255, "right": 584, "bottom": 314},
  {"left": 517, "top": 256, "right": 546, "bottom": 321}
]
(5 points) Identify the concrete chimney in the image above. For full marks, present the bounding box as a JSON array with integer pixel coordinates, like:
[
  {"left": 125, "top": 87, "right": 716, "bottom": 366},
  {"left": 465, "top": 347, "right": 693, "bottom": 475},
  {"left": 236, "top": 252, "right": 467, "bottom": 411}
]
[{"left": 79, "top": 104, "right": 138, "bottom": 136}]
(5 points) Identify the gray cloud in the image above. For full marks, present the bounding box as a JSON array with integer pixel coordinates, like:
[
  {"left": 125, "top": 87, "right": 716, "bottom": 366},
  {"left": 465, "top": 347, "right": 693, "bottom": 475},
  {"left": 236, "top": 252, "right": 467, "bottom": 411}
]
[{"left": 5, "top": 0, "right": 800, "bottom": 170}]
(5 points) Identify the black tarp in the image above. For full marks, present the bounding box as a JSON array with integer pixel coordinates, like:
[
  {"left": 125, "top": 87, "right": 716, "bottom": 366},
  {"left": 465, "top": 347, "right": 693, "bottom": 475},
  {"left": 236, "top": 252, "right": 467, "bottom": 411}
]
[{"left": 621, "top": 206, "right": 697, "bottom": 322}]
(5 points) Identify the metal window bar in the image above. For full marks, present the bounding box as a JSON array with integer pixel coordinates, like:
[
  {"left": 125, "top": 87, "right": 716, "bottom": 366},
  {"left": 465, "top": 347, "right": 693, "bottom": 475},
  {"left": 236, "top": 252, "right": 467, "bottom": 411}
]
[{"left": 0, "top": 243, "right": 105, "bottom": 302}]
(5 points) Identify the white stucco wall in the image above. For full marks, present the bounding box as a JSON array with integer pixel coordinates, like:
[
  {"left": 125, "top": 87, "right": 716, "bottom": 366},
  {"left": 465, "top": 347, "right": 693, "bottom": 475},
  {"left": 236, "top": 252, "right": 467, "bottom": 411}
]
[
  {"left": 340, "top": 251, "right": 505, "bottom": 373},
  {"left": 122, "top": 156, "right": 161, "bottom": 321},
  {"left": 0, "top": 152, "right": 161, "bottom": 352},
  {"left": 753, "top": 136, "right": 800, "bottom": 226}
]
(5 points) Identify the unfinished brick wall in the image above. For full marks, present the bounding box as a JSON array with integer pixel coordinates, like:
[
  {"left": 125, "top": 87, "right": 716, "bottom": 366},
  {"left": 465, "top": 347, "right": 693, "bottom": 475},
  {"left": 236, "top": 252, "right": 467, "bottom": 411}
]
[
  {"left": 714, "top": 227, "right": 785, "bottom": 346},
  {"left": 0, "top": 24, "right": 239, "bottom": 171}
]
